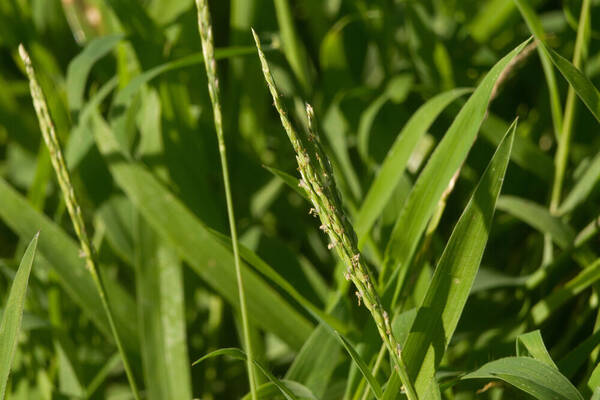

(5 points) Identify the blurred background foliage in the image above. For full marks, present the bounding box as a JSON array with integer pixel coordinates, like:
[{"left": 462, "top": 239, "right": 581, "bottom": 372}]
[{"left": 1, "top": 0, "right": 600, "bottom": 399}]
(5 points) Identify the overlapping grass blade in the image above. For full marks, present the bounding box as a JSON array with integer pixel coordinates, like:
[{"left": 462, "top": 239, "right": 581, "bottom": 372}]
[
  {"left": 355, "top": 88, "right": 471, "bottom": 241},
  {"left": 497, "top": 196, "right": 576, "bottom": 249},
  {"left": 402, "top": 119, "right": 516, "bottom": 398},
  {"left": 559, "top": 330, "right": 600, "bottom": 378},
  {"left": 462, "top": 357, "right": 583, "bottom": 400},
  {"left": 92, "top": 113, "right": 313, "bottom": 349},
  {"left": 531, "top": 258, "right": 600, "bottom": 325},
  {"left": 381, "top": 39, "right": 530, "bottom": 292},
  {"left": 0, "top": 234, "right": 38, "bottom": 399}
]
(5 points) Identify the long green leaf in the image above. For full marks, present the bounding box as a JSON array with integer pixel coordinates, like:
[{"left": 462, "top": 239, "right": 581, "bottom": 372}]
[
  {"left": 497, "top": 196, "right": 576, "bottom": 249},
  {"left": 355, "top": 88, "right": 471, "bottom": 241},
  {"left": 92, "top": 113, "right": 313, "bottom": 349},
  {"left": 540, "top": 42, "right": 600, "bottom": 123},
  {"left": 0, "top": 234, "right": 38, "bottom": 399},
  {"left": 513, "top": 0, "right": 563, "bottom": 138},
  {"left": 381, "top": 39, "right": 530, "bottom": 289},
  {"left": 402, "top": 119, "right": 516, "bottom": 398},
  {"left": 462, "top": 357, "right": 583, "bottom": 400}
]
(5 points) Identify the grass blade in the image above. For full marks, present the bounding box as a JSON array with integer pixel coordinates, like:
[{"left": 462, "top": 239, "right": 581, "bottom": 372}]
[
  {"left": 402, "top": 119, "right": 517, "bottom": 398},
  {"left": 462, "top": 357, "right": 583, "bottom": 400},
  {"left": 547, "top": 0, "right": 591, "bottom": 215},
  {"left": 513, "top": 0, "right": 563, "bottom": 138},
  {"left": 381, "top": 39, "right": 530, "bottom": 291},
  {"left": 497, "top": 196, "right": 576, "bottom": 249},
  {"left": 355, "top": 88, "right": 471, "bottom": 241},
  {"left": 0, "top": 234, "right": 38, "bottom": 399},
  {"left": 331, "top": 330, "right": 383, "bottom": 400},
  {"left": 539, "top": 42, "right": 600, "bottom": 125},
  {"left": 273, "top": 0, "right": 311, "bottom": 93}
]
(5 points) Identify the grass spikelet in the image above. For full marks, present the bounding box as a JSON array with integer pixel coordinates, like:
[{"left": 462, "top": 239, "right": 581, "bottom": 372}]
[
  {"left": 252, "top": 29, "right": 418, "bottom": 400},
  {"left": 18, "top": 44, "right": 141, "bottom": 400},
  {"left": 195, "top": 2, "right": 258, "bottom": 399}
]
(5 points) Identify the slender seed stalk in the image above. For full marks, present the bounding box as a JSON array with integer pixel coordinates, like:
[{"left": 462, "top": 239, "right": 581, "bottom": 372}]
[
  {"left": 18, "top": 45, "right": 141, "bottom": 400},
  {"left": 195, "top": 2, "right": 258, "bottom": 399},
  {"left": 252, "top": 29, "right": 418, "bottom": 400},
  {"left": 550, "top": 0, "right": 590, "bottom": 213}
]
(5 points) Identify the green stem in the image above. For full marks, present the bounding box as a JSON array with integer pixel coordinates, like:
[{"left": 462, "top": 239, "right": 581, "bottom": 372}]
[
  {"left": 19, "top": 44, "right": 141, "bottom": 400},
  {"left": 195, "top": 2, "right": 258, "bottom": 399},
  {"left": 550, "top": 0, "right": 590, "bottom": 214}
]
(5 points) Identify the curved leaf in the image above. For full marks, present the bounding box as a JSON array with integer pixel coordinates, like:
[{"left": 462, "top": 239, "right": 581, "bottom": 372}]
[
  {"left": 462, "top": 357, "right": 583, "bottom": 400},
  {"left": 497, "top": 195, "right": 576, "bottom": 249},
  {"left": 193, "top": 348, "right": 313, "bottom": 400}
]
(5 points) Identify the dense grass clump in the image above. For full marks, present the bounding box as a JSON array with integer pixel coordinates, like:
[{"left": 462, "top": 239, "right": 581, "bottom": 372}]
[{"left": 1, "top": 1, "right": 600, "bottom": 399}]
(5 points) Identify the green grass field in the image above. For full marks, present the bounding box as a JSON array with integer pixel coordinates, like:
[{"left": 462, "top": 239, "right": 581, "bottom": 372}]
[{"left": 1, "top": 0, "right": 600, "bottom": 399}]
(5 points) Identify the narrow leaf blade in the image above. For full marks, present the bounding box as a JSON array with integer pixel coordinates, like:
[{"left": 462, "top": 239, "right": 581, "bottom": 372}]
[{"left": 0, "top": 234, "right": 38, "bottom": 399}]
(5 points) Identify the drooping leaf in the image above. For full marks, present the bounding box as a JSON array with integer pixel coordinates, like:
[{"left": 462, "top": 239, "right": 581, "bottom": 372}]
[
  {"left": 540, "top": 42, "right": 600, "bottom": 123},
  {"left": 516, "top": 330, "right": 558, "bottom": 369},
  {"left": 462, "top": 357, "right": 583, "bottom": 400}
]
